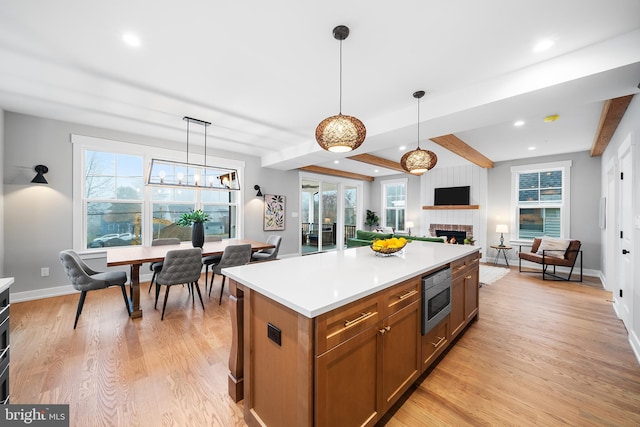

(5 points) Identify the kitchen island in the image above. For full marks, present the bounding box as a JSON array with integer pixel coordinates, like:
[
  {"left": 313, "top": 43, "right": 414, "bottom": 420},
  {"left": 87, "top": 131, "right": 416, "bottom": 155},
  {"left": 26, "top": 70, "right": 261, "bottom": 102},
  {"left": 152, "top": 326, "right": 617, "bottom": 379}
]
[{"left": 223, "top": 242, "right": 480, "bottom": 426}]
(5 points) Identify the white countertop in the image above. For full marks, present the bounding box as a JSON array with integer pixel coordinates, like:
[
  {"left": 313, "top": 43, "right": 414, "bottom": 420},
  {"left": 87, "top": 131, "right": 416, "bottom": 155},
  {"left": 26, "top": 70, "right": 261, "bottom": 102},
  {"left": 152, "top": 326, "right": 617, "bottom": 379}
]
[
  {"left": 223, "top": 242, "right": 478, "bottom": 318},
  {"left": 0, "top": 277, "right": 14, "bottom": 294}
]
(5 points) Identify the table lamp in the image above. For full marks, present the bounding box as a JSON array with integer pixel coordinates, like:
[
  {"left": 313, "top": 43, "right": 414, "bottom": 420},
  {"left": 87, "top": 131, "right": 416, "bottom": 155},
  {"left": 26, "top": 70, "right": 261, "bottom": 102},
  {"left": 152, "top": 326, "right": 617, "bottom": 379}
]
[
  {"left": 496, "top": 224, "right": 508, "bottom": 247},
  {"left": 405, "top": 221, "right": 414, "bottom": 236}
]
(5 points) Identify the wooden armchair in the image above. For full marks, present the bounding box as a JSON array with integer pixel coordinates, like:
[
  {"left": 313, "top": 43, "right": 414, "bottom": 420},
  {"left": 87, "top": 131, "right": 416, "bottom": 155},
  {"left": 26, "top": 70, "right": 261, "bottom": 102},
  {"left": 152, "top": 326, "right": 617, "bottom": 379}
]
[{"left": 518, "top": 238, "right": 582, "bottom": 282}]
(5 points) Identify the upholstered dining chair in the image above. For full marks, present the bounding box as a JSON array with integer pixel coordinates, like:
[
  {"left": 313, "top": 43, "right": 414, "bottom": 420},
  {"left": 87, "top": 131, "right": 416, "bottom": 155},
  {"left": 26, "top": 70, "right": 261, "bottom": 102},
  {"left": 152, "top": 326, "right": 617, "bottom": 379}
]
[
  {"left": 251, "top": 235, "right": 282, "bottom": 262},
  {"left": 201, "top": 235, "right": 223, "bottom": 293},
  {"left": 59, "top": 249, "right": 130, "bottom": 329},
  {"left": 209, "top": 243, "right": 252, "bottom": 304},
  {"left": 147, "top": 238, "right": 180, "bottom": 293},
  {"left": 154, "top": 248, "right": 204, "bottom": 320}
]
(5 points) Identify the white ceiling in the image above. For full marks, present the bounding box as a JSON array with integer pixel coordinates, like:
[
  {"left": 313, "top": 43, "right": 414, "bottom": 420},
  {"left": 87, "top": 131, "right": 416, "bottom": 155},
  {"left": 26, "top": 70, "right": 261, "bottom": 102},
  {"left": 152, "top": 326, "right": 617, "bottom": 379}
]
[{"left": 1, "top": 1, "right": 639, "bottom": 177}]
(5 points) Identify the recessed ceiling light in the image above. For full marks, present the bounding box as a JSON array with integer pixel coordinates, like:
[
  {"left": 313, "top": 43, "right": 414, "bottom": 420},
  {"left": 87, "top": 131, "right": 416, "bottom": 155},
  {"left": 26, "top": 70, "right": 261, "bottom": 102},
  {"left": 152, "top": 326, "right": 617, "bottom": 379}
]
[
  {"left": 374, "top": 169, "right": 380, "bottom": 173},
  {"left": 334, "top": 160, "right": 340, "bottom": 164},
  {"left": 533, "top": 39, "right": 554, "bottom": 52},
  {"left": 122, "top": 32, "right": 141, "bottom": 47},
  {"left": 514, "top": 120, "right": 525, "bottom": 127},
  {"left": 528, "top": 146, "right": 536, "bottom": 151},
  {"left": 399, "top": 145, "right": 406, "bottom": 150}
]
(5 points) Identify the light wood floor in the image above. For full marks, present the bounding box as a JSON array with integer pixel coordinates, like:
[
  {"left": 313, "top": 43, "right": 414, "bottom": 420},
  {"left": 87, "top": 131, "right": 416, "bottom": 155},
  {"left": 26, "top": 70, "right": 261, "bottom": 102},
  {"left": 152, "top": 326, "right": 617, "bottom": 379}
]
[{"left": 10, "top": 268, "right": 640, "bottom": 426}]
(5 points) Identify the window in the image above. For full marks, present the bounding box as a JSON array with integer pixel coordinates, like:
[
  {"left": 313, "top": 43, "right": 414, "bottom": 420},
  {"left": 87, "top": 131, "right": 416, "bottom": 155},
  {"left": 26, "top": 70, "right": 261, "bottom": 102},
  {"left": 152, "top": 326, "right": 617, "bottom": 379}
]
[
  {"left": 73, "top": 135, "right": 244, "bottom": 250},
  {"left": 511, "top": 161, "right": 571, "bottom": 240},
  {"left": 85, "top": 150, "right": 144, "bottom": 248},
  {"left": 382, "top": 179, "right": 407, "bottom": 232}
]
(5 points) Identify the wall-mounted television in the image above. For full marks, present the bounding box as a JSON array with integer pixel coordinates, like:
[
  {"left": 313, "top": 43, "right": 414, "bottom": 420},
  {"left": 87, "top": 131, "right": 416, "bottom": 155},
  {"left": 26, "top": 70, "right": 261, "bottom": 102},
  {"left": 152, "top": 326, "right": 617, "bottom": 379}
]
[{"left": 434, "top": 186, "right": 470, "bottom": 206}]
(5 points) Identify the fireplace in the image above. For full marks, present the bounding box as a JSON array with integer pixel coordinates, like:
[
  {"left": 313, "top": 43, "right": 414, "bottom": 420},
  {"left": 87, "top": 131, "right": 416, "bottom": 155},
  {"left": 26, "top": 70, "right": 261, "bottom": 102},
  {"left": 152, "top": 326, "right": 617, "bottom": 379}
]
[
  {"left": 435, "top": 229, "right": 466, "bottom": 244},
  {"left": 429, "top": 224, "right": 474, "bottom": 245}
]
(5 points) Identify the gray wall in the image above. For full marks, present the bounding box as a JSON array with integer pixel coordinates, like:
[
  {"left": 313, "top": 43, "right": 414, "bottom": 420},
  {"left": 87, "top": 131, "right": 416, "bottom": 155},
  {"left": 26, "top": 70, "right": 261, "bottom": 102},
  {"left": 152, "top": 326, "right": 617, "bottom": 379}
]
[
  {"left": 487, "top": 150, "right": 602, "bottom": 270},
  {"left": 2, "top": 111, "right": 300, "bottom": 296}
]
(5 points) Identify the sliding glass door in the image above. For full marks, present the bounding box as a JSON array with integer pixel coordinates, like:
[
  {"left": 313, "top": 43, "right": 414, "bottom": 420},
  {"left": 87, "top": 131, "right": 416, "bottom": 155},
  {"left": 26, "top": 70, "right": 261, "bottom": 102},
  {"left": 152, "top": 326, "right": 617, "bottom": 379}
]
[{"left": 301, "top": 175, "right": 362, "bottom": 255}]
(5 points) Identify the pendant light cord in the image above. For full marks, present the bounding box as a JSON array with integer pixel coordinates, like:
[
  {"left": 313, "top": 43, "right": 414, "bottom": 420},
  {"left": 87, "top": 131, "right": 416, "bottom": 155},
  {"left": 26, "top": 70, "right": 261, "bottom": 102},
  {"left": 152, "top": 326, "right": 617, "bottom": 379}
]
[
  {"left": 186, "top": 119, "right": 190, "bottom": 164},
  {"left": 416, "top": 96, "right": 421, "bottom": 149},
  {"left": 339, "top": 39, "right": 343, "bottom": 114}
]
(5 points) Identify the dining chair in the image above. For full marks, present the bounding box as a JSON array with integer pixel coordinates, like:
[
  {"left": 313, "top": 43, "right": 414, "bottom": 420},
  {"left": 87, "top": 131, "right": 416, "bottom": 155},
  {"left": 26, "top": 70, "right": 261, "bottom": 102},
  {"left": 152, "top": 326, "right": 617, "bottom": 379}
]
[
  {"left": 154, "top": 248, "right": 204, "bottom": 320},
  {"left": 59, "top": 249, "right": 130, "bottom": 329},
  {"left": 147, "top": 238, "right": 180, "bottom": 293},
  {"left": 251, "top": 235, "right": 282, "bottom": 262},
  {"left": 209, "top": 244, "right": 252, "bottom": 304},
  {"left": 202, "top": 235, "right": 223, "bottom": 293}
]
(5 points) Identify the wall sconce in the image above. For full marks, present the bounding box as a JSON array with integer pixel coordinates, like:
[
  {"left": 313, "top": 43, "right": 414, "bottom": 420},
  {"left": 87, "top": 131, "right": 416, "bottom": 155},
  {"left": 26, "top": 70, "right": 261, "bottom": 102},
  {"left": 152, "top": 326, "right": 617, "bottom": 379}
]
[
  {"left": 31, "top": 165, "right": 49, "bottom": 184},
  {"left": 254, "top": 185, "right": 263, "bottom": 197}
]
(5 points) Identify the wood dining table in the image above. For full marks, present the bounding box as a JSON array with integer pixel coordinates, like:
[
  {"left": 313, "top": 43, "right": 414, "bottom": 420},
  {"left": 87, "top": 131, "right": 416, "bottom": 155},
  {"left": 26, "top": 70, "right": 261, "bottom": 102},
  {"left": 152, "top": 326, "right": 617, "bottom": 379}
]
[{"left": 107, "top": 239, "right": 275, "bottom": 318}]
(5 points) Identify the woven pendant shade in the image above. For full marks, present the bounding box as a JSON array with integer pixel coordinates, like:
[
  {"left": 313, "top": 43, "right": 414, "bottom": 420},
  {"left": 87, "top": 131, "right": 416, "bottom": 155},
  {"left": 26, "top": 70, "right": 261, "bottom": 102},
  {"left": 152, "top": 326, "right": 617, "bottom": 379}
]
[
  {"left": 316, "top": 25, "right": 366, "bottom": 153},
  {"left": 401, "top": 90, "right": 437, "bottom": 174},
  {"left": 316, "top": 113, "right": 366, "bottom": 153},
  {"left": 400, "top": 147, "right": 437, "bottom": 174}
]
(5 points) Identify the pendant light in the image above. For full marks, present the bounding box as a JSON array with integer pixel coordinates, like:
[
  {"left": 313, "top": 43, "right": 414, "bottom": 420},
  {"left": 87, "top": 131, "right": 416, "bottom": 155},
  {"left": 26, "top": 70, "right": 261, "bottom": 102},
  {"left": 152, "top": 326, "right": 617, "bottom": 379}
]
[
  {"left": 316, "top": 25, "right": 366, "bottom": 153},
  {"left": 146, "top": 116, "right": 240, "bottom": 190},
  {"left": 400, "top": 90, "right": 437, "bottom": 174}
]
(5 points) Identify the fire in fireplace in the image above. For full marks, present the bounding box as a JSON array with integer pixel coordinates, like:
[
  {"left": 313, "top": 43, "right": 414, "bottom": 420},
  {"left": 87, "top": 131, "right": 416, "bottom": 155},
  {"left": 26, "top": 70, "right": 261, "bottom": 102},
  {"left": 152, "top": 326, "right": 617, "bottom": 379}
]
[{"left": 435, "top": 229, "right": 466, "bottom": 244}]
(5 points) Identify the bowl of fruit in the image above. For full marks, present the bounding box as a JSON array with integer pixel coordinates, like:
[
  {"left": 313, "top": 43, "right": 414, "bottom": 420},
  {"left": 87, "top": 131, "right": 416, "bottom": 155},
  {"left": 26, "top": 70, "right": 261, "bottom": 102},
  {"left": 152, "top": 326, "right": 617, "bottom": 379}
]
[{"left": 370, "top": 237, "right": 409, "bottom": 256}]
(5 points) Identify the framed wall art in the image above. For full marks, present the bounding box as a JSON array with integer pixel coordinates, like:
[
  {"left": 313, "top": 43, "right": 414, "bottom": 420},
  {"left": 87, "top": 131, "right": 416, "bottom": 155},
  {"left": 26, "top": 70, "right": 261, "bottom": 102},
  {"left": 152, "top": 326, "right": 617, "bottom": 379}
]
[{"left": 263, "top": 194, "right": 285, "bottom": 231}]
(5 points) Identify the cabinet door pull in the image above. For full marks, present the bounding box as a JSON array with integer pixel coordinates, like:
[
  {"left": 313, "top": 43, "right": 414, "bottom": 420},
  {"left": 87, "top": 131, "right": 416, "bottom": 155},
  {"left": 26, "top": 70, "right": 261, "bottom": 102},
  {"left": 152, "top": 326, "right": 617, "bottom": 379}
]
[
  {"left": 465, "top": 275, "right": 472, "bottom": 280},
  {"left": 378, "top": 325, "right": 391, "bottom": 335},
  {"left": 431, "top": 336, "right": 446, "bottom": 348},
  {"left": 397, "top": 289, "right": 418, "bottom": 300},
  {"left": 344, "top": 311, "right": 373, "bottom": 327}
]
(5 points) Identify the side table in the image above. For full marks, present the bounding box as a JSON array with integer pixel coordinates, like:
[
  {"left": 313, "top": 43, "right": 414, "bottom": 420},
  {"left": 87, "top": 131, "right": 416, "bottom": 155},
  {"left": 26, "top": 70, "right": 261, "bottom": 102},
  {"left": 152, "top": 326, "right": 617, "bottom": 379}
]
[{"left": 490, "top": 245, "right": 512, "bottom": 267}]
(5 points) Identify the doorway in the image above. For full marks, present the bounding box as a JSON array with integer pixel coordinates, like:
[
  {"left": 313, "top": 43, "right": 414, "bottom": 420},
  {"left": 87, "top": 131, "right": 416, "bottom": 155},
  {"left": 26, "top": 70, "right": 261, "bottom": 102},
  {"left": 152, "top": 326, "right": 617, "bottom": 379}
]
[{"left": 300, "top": 175, "right": 362, "bottom": 255}]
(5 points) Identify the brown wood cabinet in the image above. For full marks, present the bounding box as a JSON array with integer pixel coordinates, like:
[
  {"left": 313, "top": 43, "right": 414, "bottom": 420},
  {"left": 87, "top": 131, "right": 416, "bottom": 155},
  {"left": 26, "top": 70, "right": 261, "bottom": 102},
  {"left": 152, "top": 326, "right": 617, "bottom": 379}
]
[
  {"left": 236, "top": 250, "right": 479, "bottom": 427},
  {"left": 421, "top": 315, "right": 449, "bottom": 370},
  {"left": 315, "top": 277, "right": 421, "bottom": 425},
  {"left": 450, "top": 252, "right": 479, "bottom": 340}
]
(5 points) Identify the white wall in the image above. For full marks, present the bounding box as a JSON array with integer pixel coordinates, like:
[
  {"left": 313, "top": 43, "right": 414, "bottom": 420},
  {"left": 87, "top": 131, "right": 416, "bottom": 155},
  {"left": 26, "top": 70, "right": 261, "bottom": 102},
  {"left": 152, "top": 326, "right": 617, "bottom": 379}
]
[
  {"left": 600, "top": 95, "right": 640, "bottom": 362},
  {"left": 420, "top": 164, "right": 488, "bottom": 256},
  {"left": 0, "top": 109, "right": 4, "bottom": 277}
]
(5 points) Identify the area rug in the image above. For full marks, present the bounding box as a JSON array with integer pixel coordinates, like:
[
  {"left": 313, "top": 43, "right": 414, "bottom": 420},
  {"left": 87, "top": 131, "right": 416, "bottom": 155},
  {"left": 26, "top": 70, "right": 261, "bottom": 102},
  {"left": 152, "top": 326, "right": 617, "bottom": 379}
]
[{"left": 479, "top": 265, "right": 510, "bottom": 285}]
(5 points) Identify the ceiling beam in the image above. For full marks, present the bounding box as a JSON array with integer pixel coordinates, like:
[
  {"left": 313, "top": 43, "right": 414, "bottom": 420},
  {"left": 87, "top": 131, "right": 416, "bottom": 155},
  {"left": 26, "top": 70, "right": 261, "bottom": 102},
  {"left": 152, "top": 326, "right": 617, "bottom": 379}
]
[
  {"left": 298, "top": 165, "right": 375, "bottom": 182},
  {"left": 590, "top": 94, "right": 635, "bottom": 157},
  {"left": 347, "top": 153, "right": 408, "bottom": 174},
  {"left": 430, "top": 134, "right": 494, "bottom": 168}
]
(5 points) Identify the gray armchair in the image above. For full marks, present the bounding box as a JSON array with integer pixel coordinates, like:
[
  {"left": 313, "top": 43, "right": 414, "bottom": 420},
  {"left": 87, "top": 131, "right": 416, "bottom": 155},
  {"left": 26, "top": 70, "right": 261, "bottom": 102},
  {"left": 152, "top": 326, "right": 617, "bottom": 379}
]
[
  {"left": 209, "top": 244, "right": 252, "bottom": 304},
  {"left": 147, "top": 238, "right": 180, "bottom": 293},
  {"left": 251, "top": 235, "right": 282, "bottom": 262},
  {"left": 59, "top": 250, "right": 130, "bottom": 329},
  {"left": 154, "top": 248, "right": 204, "bottom": 320}
]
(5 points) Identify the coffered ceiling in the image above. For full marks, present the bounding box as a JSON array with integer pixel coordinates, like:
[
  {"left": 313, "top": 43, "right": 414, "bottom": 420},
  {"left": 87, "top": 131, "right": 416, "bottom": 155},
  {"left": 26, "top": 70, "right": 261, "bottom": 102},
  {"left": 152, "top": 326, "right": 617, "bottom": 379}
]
[{"left": 0, "top": 1, "right": 639, "bottom": 177}]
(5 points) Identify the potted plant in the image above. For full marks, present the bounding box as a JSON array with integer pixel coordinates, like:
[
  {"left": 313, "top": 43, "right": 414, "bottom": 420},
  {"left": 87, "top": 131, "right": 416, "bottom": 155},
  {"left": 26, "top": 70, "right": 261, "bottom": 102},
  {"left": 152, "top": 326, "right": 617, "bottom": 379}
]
[
  {"left": 365, "top": 210, "right": 379, "bottom": 230},
  {"left": 176, "top": 209, "right": 209, "bottom": 248}
]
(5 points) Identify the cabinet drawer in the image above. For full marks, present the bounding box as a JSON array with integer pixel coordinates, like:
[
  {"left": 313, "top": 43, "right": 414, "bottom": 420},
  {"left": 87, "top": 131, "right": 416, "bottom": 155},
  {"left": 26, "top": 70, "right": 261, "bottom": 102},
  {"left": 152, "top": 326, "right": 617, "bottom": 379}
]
[
  {"left": 315, "top": 293, "right": 383, "bottom": 355},
  {"left": 383, "top": 277, "right": 421, "bottom": 317},
  {"left": 421, "top": 315, "right": 449, "bottom": 371},
  {"left": 451, "top": 252, "right": 479, "bottom": 279}
]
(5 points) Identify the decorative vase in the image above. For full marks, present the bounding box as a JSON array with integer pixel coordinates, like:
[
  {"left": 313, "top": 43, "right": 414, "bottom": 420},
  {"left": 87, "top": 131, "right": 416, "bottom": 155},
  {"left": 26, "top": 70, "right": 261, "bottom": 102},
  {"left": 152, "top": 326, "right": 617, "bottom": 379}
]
[{"left": 192, "top": 222, "right": 205, "bottom": 248}]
